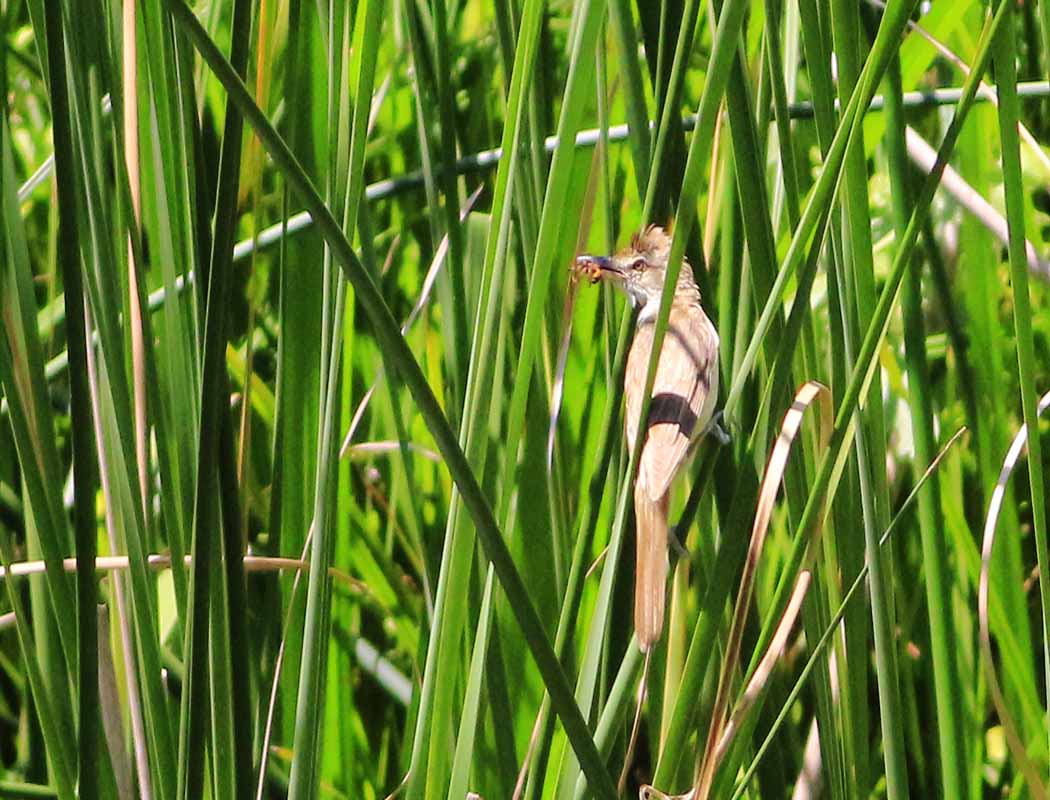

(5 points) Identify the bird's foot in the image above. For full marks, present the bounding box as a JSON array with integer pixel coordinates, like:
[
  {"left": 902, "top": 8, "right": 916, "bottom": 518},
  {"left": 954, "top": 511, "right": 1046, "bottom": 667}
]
[
  {"left": 705, "top": 410, "right": 730, "bottom": 445},
  {"left": 669, "top": 527, "right": 690, "bottom": 559}
]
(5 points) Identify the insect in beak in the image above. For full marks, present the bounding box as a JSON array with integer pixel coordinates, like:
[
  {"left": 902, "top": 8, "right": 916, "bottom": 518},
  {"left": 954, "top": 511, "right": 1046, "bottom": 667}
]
[{"left": 573, "top": 255, "right": 620, "bottom": 285}]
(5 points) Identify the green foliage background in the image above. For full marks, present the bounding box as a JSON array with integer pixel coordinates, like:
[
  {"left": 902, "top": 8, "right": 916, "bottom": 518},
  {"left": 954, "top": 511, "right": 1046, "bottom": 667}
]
[{"left": 1, "top": 0, "right": 1050, "bottom": 797}]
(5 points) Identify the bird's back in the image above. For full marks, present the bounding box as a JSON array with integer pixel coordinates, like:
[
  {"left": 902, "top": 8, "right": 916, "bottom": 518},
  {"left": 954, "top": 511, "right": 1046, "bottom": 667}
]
[{"left": 624, "top": 301, "right": 719, "bottom": 501}]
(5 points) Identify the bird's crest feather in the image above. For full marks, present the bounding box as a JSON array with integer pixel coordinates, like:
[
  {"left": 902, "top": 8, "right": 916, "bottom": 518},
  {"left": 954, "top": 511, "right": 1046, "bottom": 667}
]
[{"left": 629, "top": 224, "right": 673, "bottom": 258}]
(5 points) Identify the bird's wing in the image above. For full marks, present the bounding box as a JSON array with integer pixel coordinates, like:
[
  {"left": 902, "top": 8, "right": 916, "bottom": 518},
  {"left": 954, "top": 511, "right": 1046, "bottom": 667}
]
[{"left": 625, "top": 304, "right": 718, "bottom": 502}]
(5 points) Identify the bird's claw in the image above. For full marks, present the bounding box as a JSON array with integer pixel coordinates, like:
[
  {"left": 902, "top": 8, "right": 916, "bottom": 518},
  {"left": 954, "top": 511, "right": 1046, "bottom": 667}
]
[
  {"left": 706, "top": 410, "right": 730, "bottom": 445},
  {"left": 669, "top": 527, "right": 690, "bottom": 559}
]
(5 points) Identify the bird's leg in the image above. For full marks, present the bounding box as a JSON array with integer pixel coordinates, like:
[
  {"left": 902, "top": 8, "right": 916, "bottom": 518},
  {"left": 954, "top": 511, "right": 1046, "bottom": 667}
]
[
  {"left": 668, "top": 525, "right": 690, "bottom": 559},
  {"left": 705, "top": 410, "right": 730, "bottom": 445}
]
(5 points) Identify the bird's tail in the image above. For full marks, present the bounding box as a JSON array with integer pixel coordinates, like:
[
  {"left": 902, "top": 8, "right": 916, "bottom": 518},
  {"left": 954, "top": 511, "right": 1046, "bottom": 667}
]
[{"left": 634, "top": 486, "right": 669, "bottom": 650}]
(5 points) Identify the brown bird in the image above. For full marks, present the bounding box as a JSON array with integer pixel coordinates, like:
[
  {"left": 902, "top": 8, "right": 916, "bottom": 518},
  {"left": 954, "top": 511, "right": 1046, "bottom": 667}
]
[{"left": 575, "top": 226, "right": 720, "bottom": 650}]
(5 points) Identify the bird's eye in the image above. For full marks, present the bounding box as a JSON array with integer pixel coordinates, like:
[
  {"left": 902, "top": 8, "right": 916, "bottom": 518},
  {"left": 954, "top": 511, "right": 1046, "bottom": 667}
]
[{"left": 631, "top": 258, "right": 646, "bottom": 271}]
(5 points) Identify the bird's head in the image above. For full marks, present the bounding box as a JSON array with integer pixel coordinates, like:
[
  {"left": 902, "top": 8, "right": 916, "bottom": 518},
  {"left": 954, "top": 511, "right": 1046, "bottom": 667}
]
[{"left": 574, "top": 225, "right": 697, "bottom": 312}]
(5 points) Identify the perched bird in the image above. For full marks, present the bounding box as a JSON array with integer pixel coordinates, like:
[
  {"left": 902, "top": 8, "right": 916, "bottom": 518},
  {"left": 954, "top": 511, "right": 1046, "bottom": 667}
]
[{"left": 575, "top": 226, "right": 720, "bottom": 650}]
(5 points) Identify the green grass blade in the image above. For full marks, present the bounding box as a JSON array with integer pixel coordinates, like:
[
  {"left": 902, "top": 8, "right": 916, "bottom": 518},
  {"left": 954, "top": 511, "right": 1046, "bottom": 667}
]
[
  {"left": 883, "top": 54, "right": 969, "bottom": 798},
  {"left": 829, "top": 0, "right": 906, "bottom": 792},
  {"left": 37, "top": 2, "right": 98, "bottom": 793},
  {"left": 405, "top": 5, "right": 541, "bottom": 796},
  {"left": 176, "top": 0, "right": 253, "bottom": 795},
  {"left": 748, "top": 0, "right": 1010, "bottom": 694},
  {"left": 989, "top": 0, "right": 1050, "bottom": 759},
  {"left": 289, "top": 1, "right": 383, "bottom": 794},
  {"left": 163, "top": 4, "right": 618, "bottom": 796}
]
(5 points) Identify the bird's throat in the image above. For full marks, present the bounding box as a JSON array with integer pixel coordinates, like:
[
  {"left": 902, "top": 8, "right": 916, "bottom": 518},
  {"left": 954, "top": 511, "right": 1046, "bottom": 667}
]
[{"left": 637, "top": 297, "right": 659, "bottom": 322}]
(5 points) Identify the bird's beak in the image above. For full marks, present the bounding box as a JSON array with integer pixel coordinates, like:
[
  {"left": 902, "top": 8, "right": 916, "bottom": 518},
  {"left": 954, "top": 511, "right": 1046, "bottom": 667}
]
[{"left": 574, "top": 255, "right": 622, "bottom": 284}]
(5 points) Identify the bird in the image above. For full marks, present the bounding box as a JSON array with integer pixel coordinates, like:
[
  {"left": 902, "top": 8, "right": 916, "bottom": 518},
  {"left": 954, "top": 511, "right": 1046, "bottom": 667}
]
[{"left": 574, "top": 225, "right": 720, "bottom": 650}]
